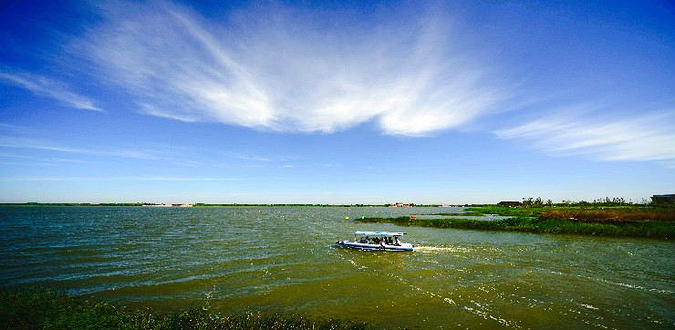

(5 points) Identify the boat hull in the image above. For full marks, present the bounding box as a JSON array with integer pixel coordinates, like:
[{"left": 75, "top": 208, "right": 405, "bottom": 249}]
[{"left": 336, "top": 240, "right": 413, "bottom": 252}]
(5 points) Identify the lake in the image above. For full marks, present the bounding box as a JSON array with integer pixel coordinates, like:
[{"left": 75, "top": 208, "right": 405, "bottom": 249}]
[{"left": 0, "top": 206, "right": 673, "bottom": 329}]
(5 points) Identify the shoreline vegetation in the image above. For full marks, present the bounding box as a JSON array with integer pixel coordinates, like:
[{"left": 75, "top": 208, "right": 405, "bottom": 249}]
[
  {"left": 358, "top": 201, "right": 675, "bottom": 239},
  {"left": 0, "top": 288, "right": 370, "bottom": 330}
]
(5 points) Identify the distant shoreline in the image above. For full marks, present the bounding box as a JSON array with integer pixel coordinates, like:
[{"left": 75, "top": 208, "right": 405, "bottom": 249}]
[{"left": 0, "top": 203, "right": 448, "bottom": 208}]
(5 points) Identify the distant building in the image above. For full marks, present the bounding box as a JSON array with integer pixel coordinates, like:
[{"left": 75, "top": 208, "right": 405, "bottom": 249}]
[
  {"left": 497, "top": 201, "right": 522, "bottom": 207},
  {"left": 651, "top": 194, "right": 675, "bottom": 205},
  {"left": 390, "top": 202, "right": 414, "bottom": 208},
  {"left": 144, "top": 203, "right": 194, "bottom": 207}
]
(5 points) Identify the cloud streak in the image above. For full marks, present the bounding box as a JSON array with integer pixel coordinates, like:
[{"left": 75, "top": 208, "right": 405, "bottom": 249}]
[
  {"left": 495, "top": 111, "right": 675, "bottom": 163},
  {"left": 0, "top": 136, "right": 156, "bottom": 160},
  {"left": 0, "top": 73, "right": 102, "bottom": 112},
  {"left": 0, "top": 176, "right": 238, "bottom": 182},
  {"left": 77, "top": 2, "right": 503, "bottom": 136}
]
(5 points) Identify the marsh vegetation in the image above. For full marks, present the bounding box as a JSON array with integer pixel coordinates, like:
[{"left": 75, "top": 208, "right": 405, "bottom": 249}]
[{"left": 359, "top": 201, "right": 674, "bottom": 239}]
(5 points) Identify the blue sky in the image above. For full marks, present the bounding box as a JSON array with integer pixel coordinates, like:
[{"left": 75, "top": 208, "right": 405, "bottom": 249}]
[{"left": 1, "top": 0, "right": 674, "bottom": 204}]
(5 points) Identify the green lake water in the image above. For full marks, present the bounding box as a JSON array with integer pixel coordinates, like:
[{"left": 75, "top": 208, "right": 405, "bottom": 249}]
[{"left": 0, "top": 206, "right": 673, "bottom": 329}]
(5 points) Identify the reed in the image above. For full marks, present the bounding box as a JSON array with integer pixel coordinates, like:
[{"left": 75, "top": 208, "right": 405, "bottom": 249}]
[
  {"left": 540, "top": 209, "right": 675, "bottom": 223},
  {"left": 463, "top": 205, "right": 675, "bottom": 222},
  {"left": 358, "top": 215, "right": 674, "bottom": 239}
]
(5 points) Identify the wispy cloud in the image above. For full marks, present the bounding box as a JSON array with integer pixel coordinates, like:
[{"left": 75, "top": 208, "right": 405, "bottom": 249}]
[
  {"left": 0, "top": 136, "right": 156, "bottom": 160},
  {"left": 0, "top": 152, "right": 33, "bottom": 159},
  {"left": 139, "top": 103, "right": 198, "bottom": 122},
  {"left": 0, "top": 136, "right": 214, "bottom": 168},
  {"left": 0, "top": 122, "right": 25, "bottom": 129},
  {"left": 0, "top": 152, "right": 97, "bottom": 165},
  {"left": 495, "top": 111, "right": 675, "bottom": 163},
  {"left": 76, "top": 2, "right": 503, "bottom": 136},
  {"left": 0, "top": 176, "right": 239, "bottom": 182},
  {"left": 230, "top": 154, "right": 271, "bottom": 162},
  {"left": 43, "top": 158, "right": 98, "bottom": 164},
  {"left": 0, "top": 72, "right": 102, "bottom": 112}
]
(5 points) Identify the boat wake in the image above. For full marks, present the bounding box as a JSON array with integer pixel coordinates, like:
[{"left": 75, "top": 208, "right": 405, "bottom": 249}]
[{"left": 414, "top": 245, "right": 474, "bottom": 253}]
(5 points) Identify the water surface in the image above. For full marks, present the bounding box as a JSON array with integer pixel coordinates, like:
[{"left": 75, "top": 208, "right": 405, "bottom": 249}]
[{"left": 0, "top": 206, "right": 673, "bottom": 329}]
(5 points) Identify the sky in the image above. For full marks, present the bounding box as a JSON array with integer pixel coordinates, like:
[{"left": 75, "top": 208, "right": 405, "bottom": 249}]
[{"left": 1, "top": 0, "right": 674, "bottom": 204}]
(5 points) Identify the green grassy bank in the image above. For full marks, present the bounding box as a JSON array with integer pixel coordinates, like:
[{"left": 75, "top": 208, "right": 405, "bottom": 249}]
[
  {"left": 358, "top": 206, "right": 675, "bottom": 239},
  {"left": 0, "top": 289, "right": 370, "bottom": 330}
]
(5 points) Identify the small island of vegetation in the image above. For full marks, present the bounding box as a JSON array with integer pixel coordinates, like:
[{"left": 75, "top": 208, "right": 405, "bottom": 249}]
[{"left": 358, "top": 197, "right": 675, "bottom": 239}]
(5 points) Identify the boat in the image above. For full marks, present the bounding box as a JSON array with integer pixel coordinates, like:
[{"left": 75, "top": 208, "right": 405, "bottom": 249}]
[{"left": 336, "top": 231, "right": 413, "bottom": 252}]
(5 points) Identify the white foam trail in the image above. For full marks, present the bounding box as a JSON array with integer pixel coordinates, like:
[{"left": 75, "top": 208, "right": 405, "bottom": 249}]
[
  {"left": 348, "top": 259, "right": 368, "bottom": 270},
  {"left": 580, "top": 303, "right": 599, "bottom": 310},
  {"left": 415, "top": 246, "right": 473, "bottom": 253}
]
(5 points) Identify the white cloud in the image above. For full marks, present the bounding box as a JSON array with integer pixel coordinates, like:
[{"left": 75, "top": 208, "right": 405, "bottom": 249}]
[
  {"left": 77, "top": 2, "right": 502, "bottom": 136},
  {"left": 0, "top": 73, "right": 102, "bottom": 112},
  {"left": 139, "top": 103, "right": 198, "bottom": 122},
  {"left": 495, "top": 111, "right": 675, "bottom": 163}
]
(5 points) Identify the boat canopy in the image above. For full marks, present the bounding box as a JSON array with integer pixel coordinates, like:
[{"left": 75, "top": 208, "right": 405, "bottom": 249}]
[{"left": 355, "top": 231, "right": 406, "bottom": 237}]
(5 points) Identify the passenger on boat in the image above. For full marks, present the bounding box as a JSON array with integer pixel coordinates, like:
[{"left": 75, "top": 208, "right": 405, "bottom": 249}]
[{"left": 393, "top": 235, "right": 401, "bottom": 246}]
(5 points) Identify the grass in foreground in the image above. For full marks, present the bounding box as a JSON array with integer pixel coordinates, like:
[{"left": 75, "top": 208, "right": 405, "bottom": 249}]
[{"left": 0, "top": 288, "right": 371, "bottom": 330}]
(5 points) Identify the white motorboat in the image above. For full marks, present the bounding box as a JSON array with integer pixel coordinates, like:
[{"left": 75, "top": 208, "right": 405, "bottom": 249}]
[{"left": 337, "top": 231, "right": 413, "bottom": 252}]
